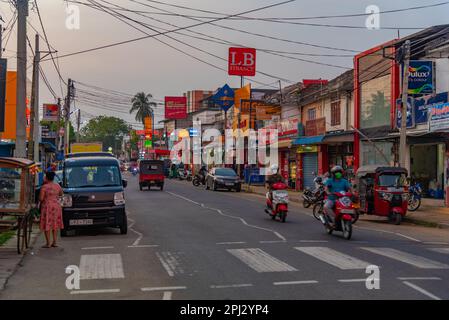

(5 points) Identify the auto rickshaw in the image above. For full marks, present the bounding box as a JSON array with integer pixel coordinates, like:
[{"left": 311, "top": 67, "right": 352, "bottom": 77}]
[
  {"left": 354, "top": 165, "right": 408, "bottom": 225},
  {"left": 138, "top": 160, "right": 165, "bottom": 191}
]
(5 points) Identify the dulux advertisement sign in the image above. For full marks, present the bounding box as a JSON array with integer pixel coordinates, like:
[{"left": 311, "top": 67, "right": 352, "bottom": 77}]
[{"left": 407, "top": 60, "right": 435, "bottom": 95}]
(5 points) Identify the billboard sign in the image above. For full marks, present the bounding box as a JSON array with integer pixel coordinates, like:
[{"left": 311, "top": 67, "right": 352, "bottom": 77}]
[
  {"left": 213, "top": 84, "right": 234, "bottom": 112},
  {"left": 430, "top": 102, "right": 449, "bottom": 132},
  {"left": 0, "top": 59, "right": 7, "bottom": 132},
  {"left": 43, "top": 104, "right": 59, "bottom": 121},
  {"left": 414, "top": 92, "right": 448, "bottom": 124},
  {"left": 396, "top": 98, "right": 414, "bottom": 129},
  {"left": 407, "top": 60, "right": 435, "bottom": 95},
  {"left": 228, "top": 47, "right": 256, "bottom": 77},
  {"left": 165, "top": 96, "right": 187, "bottom": 119}
]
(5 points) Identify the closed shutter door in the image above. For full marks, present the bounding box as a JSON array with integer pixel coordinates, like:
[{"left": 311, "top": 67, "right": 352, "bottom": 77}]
[{"left": 303, "top": 153, "right": 318, "bottom": 189}]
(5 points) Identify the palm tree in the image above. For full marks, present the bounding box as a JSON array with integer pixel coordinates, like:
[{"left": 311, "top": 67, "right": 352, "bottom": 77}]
[{"left": 130, "top": 92, "right": 157, "bottom": 124}]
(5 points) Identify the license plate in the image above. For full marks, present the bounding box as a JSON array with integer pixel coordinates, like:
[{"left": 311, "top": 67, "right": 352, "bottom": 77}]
[
  {"left": 340, "top": 209, "right": 355, "bottom": 214},
  {"left": 225, "top": 183, "right": 234, "bottom": 186},
  {"left": 69, "top": 219, "right": 93, "bottom": 226},
  {"left": 150, "top": 181, "right": 155, "bottom": 183}
]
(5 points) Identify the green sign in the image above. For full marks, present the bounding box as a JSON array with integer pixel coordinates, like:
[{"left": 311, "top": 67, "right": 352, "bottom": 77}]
[{"left": 144, "top": 140, "right": 152, "bottom": 148}]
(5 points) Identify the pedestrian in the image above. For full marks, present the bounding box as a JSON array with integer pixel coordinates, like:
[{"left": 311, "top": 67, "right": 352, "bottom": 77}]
[{"left": 39, "top": 171, "right": 64, "bottom": 248}]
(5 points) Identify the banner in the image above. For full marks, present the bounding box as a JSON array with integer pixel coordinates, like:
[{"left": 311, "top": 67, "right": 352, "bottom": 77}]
[
  {"left": 0, "top": 59, "right": 6, "bottom": 132},
  {"left": 407, "top": 60, "right": 435, "bottom": 95},
  {"left": 395, "top": 98, "right": 414, "bottom": 129},
  {"left": 43, "top": 104, "right": 59, "bottom": 121},
  {"left": 165, "top": 96, "right": 187, "bottom": 119},
  {"left": 430, "top": 102, "right": 449, "bottom": 132},
  {"left": 228, "top": 47, "right": 256, "bottom": 77},
  {"left": 212, "top": 84, "right": 234, "bottom": 112},
  {"left": 414, "top": 92, "right": 448, "bottom": 124}
]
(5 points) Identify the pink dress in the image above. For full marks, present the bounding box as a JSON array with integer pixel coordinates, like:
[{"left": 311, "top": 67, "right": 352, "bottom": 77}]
[{"left": 40, "top": 182, "right": 64, "bottom": 231}]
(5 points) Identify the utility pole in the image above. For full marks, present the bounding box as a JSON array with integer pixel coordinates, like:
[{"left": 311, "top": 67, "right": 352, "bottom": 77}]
[
  {"left": 399, "top": 40, "right": 411, "bottom": 168},
  {"left": 0, "top": 24, "right": 3, "bottom": 58},
  {"left": 56, "top": 98, "right": 61, "bottom": 152},
  {"left": 15, "top": 0, "right": 28, "bottom": 158},
  {"left": 28, "top": 34, "right": 39, "bottom": 161},
  {"left": 76, "top": 108, "right": 80, "bottom": 142},
  {"left": 64, "top": 78, "right": 73, "bottom": 155}
]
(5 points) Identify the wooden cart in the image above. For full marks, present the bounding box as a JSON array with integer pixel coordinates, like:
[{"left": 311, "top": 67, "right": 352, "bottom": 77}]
[{"left": 0, "top": 158, "right": 38, "bottom": 254}]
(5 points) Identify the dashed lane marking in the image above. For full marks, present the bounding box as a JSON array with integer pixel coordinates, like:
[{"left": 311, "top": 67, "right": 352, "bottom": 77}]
[
  {"left": 210, "top": 284, "right": 253, "bottom": 289},
  {"left": 141, "top": 286, "right": 186, "bottom": 292},
  {"left": 402, "top": 281, "right": 441, "bottom": 300},
  {"left": 273, "top": 280, "right": 318, "bottom": 286},
  {"left": 216, "top": 242, "right": 247, "bottom": 245},
  {"left": 81, "top": 246, "right": 114, "bottom": 250},
  {"left": 397, "top": 277, "right": 441, "bottom": 280},
  {"left": 128, "top": 245, "right": 159, "bottom": 248},
  {"left": 338, "top": 279, "right": 367, "bottom": 283},
  {"left": 70, "top": 289, "right": 120, "bottom": 295}
]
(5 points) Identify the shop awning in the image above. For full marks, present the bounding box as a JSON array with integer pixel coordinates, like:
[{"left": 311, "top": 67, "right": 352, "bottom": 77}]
[
  {"left": 39, "top": 142, "right": 57, "bottom": 153},
  {"left": 269, "top": 139, "right": 292, "bottom": 149},
  {"left": 293, "top": 135, "right": 325, "bottom": 146},
  {"left": 323, "top": 131, "right": 354, "bottom": 143}
]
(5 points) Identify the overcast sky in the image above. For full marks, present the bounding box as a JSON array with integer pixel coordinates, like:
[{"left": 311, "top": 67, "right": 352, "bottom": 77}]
[{"left": 1, "top": 0, "right": 448, "bottom": 128}]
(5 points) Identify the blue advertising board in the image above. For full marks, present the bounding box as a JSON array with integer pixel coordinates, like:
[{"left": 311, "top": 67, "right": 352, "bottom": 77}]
[
  {"left": 414, "top": 92, "right": 448, "bottom": 124},
  {"left": 213, "top": 84, "right": 234, "bottom": 112},
  {"left": 430, "top": 102, "right": 449, "bottom": 132},
  {"left": 407, "top": 60, "right": 435, "bottom": 95},
  {"left": 396, "top": 98, "right": 414, "bottom": 129}
]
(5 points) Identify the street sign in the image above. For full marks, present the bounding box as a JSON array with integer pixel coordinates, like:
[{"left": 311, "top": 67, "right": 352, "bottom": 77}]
[
  {"left": 228, "top": 47, "right": 256, "bottom": 77},
  {"left": 213, "top": 84, "right": 235, "bottom": 112}
]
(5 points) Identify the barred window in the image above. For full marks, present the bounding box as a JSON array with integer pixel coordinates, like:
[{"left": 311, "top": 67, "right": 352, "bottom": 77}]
[{"left": 331, "top": 101, "right": 341, "bottom": 126}]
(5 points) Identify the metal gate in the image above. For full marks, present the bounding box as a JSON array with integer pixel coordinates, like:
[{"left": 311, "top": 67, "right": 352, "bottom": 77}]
[{"left": 303, "top": 153, "right": 318, "bottom": 189}]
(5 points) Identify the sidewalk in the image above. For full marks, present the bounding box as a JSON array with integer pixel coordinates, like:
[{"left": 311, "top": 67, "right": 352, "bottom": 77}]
[
  {"left": 242, "top": 184, "right": 449, "bottom": 229},
  {"left": 0, "top": 227, "right": 40, "bottom": 291}
]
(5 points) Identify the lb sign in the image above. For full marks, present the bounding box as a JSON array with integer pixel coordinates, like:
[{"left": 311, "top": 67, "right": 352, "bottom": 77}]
[{"left": 228, "top": 47, "right": 256, "bottom": 77}]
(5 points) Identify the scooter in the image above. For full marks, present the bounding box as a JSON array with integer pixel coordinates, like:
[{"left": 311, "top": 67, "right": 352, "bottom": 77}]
[
  {"left": 178, "top": 168, "right": 192, "bottom": 181},
  {"left": 408, "top": 181, "right": 422, "bottom": 211},
  {"left": 193, "top": 172, "right": 206, "bottom": 186},
  {"left": 318, "top": 192, "right": 358, "bottom": 240},
  {"left": 264, "top": 182, "right": 289, "bottom": 223},
  {"left": 303, "top": 176, "right": 325, "bottom": 208}
]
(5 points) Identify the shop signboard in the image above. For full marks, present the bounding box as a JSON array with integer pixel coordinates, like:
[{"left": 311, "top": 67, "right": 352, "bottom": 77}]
[
  {"left": 414, "top": 92, "right": 448, "bottom": 124},
  {"left": 297, "top": 145, "right": 318, "bottom": 153},
  {"left": 429, "top": 102, "right": 449, "bottom": 132},
  {"left": 228, "top": 47, "right": 256, "bottom": 77},
  {"left": 42, "top": 104, "right": 59, "bottom": 121},
  {"left": 407, "top": 60, "right": 435, "bottom": 95},
  {"left": 165, "top": 96, "right": 187, "bottom": 119}
]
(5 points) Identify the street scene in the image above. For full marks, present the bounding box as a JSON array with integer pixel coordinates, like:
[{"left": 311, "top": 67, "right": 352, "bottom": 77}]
[{"left": 0, "top": 0, "right": 449, "bottom": 304}]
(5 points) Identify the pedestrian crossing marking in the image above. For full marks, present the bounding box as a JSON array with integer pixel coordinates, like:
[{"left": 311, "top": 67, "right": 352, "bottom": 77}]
[
  {"left": 79, "top": 254, "right": 125, "bottom": 280},
  {"left": 429, "top": 248, "right": 449, "bottom": 254},
  {"left": 361, "top": 247, "right": 449, "bottom": 269},
  {"left": 227, "top": 248, "right": 297, "bottom": 273},
  {"left": 294, "top": 247, "right": 371, "bottom": 270}
]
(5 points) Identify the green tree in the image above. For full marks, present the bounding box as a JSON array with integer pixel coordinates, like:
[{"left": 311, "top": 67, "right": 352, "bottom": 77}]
[
  {"left": 80, "top": 116, "right": 130, "bottom": 154},
  {"left": 129, "top": 92, "right": 157, "bottom": 124}
]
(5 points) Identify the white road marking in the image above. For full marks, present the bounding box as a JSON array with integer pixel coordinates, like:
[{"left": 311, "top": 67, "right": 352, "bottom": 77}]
[
  {"left": 79, "top": 254, "right": 125, "bottom": 280},
  {"left": 70, "top": 289, "right": 120, "bottom": 295},
  {"left": 423, "top": 242, "right": 449, "bottom": 245},
  {"left": 156, "top": 252, "right": 184, "bottom": 277},
  {"left": 397, "top": 277, "right": 441, "bottom": 280},
  {"left": 402, "top": 281, "right": 441, "bottom": 300},
  {"left": 141, "top": 286, "right": 186, "bottom": 292},
  {"left": 355, "top": 226, "right": 422, "bottom": 242},
  {"left": 166, "top": 191, "right": 287, "bottom": 241},
  {"left": 273, "top": 280, "right": 318, "bottom": 286},
  {"left": 299, "top": 240, "right": 329, "bottom": 243},
  {"left": 361, "top": 247, "right": 449, "bottom": 269},
  {"left": 81, "top": 246, "right": 114, "bottom": 250},
  {"left": 128, "top": 245, "right": 159, "bottom": 248},
  {"left": 429, "top": 248, "right": 449, "bottom": 254},
  {"left": 216, "top": 242, "right": 247, "bottom": 245},
  {"left": 259, "top": 240, "right": 286, "bottom": 244},
  {"left": 227, "top": 248, "right": 297, "bottom": 273},
  {"left": 338, "top": 279, "right": 368, "bottom": 283},
  {"left": 395, "top": 233, "right": 422, "bottom": 243},
  {"left": 294, "top": 247, "right": 371, "bottom": 270},
  {"left": 162, "top": 291, "right": 172, "bottom": 300},
  {"left": 210, "top": 284, "right": 253, "bottom": 289},
  {"left": 127, "top": 214, "right": 143, "bottom": 246}
]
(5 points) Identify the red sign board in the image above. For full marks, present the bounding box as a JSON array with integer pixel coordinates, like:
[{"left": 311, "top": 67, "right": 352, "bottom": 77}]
[
  {"left": 165, "top": 96, "right": 187, "bottom": 119},
  {"left": 135, "top": 130, "right": 145, "bottom": 136},
  {"left": 228, "top": 47, "right": 256, "bottom": 77}
]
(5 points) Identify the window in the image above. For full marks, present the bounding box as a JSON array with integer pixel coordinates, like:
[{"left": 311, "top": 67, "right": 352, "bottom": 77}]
[
  {"left": 307, "top": 108, "right": 316, "bottom": 121},
  {"left": 331, "top": 101, "right": 341, "bottom": 126}
]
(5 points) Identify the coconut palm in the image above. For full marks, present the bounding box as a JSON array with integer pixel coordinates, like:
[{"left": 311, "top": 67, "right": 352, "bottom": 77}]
[{"left": 129, "top": 92, "right": 157, "bottom": 124}]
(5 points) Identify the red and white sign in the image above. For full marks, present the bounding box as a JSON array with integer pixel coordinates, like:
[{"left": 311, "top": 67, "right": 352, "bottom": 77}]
[
  {"left": 228, "top": 47, "right": 256, "bottom": 77},
  {"left": 165, "top": 96, "right": 187, "bottom": 119},
  {"left": 43, "top": 104, "right": 59, "bottom": 121}
]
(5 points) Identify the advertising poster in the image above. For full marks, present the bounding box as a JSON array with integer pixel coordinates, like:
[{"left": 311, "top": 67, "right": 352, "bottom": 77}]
[
  {"left": 165, "top": 96, "right": 187, "bottom": 119},
  {"left": 43, "top": 104, "right": 59, "bottom": 121}
]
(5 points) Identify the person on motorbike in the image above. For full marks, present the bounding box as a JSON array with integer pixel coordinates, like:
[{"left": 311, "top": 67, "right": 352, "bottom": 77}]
[
  {"left": 324, "top": 165, "right": 351, "bottom": 223},
  {"left": 265, "top": 164, "right": 284, "bottom": 209},
  {"left": 198, "top": 165, "right": 208, "bottom": 183}
]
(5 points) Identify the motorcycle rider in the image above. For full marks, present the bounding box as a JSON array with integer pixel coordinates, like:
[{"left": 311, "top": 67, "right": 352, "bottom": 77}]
[
  {"left": 198, "top": 165, "right": 208, "bottom": 183},
  {"left": 324, "top": 165, "right": 351, "bottom": 224},
  {"left": 265, "top": 164, "right": 284, "bottom": 209}
]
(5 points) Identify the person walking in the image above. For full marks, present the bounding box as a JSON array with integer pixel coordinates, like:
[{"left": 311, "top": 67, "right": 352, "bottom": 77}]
[{"left": 39, "top": 171, "right": 64, "bottom": 248}]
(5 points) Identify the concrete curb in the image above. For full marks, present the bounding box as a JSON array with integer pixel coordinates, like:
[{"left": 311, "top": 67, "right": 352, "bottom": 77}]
[{"left": 0, "top": 227, "right": 41, "bottom": 291}]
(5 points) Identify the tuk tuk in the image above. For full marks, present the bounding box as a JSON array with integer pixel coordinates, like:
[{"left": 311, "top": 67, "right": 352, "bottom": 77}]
[
  {"left": 354, "top": 165, "right": 408, "bottom": 225},
  {"left": 138, "top": 160, "right": 165, "bottom": 191}
]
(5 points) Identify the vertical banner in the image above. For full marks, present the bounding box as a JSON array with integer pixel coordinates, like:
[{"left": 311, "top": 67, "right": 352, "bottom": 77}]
[
  {"left": 165, "top": 96, "right": 187, "bottom": 119},
  {"left": 0, "top": 59, "right": 7, "bottom": 132}
]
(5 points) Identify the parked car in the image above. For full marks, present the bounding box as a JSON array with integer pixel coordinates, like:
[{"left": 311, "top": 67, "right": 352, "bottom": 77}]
[
  {"left": 60, "top": 156, "right": 128, "bottom": 236},
  {"left": 205, "top": 167, "right": 241, "bottom": 192}
]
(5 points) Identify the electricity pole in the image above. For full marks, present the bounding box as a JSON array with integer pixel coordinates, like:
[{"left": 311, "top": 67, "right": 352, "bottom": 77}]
[
  {"left": 76, "top": 109, "right": 81, "bottom": 142},
  {"left": 399, "top": 40, "right": 411, "bottom": 168},
  {"left": 56, "top": 98, "right": 61, "bottom": 152},
  {"left": 64, "top": 78, "right": 73, "bottom": 154},
  {"left": 15, "top": 0, "right": 28, "bottom": 158},
  {"left": 28, "top": 34, "right": 40, "bottom": 161}
]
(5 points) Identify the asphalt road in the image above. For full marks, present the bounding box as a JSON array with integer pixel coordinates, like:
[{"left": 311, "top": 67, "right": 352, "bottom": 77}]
[{"left": 1, "top": 174, "right": 449, "bottom": 300}]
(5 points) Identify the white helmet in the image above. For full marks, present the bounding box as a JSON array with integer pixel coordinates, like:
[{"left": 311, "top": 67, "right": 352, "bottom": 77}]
[{"left": 270, "top": 164, "right": 279, "bottom": 174}]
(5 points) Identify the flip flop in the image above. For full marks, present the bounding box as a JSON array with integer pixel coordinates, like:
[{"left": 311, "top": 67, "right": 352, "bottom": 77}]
[
  {"left": 42, "top": 245, "right": 51, "bottom": 248},
  {"left": 51, "top": 243, "right": 59, "bottom": 247}
]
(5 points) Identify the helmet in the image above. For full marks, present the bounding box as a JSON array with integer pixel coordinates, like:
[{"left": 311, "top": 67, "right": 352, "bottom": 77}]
[
  {"left": 314, "top": 176, "right": 323, "bottom": 184},
  {"left": 270, "top": 164, "right": 279, "bottom": 175},
  {"left": 331, "top": 165, "right": 343, "bottom": 174}
]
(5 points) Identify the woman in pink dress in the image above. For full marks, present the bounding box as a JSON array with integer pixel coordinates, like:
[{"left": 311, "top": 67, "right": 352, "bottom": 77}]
[{"left": 39, "top": 171, "right": 64, "bottom": 248}]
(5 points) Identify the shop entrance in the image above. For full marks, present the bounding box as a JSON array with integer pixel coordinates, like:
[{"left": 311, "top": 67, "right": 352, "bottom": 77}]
[
  {"left": 410, "top": 144, "right": 444, "bottom": 198},
  {"left": 303, "top": 153, "right": 318, "bottom": 189}
]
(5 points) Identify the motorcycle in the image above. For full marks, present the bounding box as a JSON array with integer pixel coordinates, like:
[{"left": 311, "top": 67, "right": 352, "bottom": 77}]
[
  {"left": 318, "top": 191, "right": 358, "bottom": 240},
  {"left": 193, "top": 172, "right": 206, "bottom": 187},
  {"left": 178, "top": 168, "right": 192, "bottom": 181},
  {"left": 408, "top": 181, "right": 422, "bottom": 212},
  {"left": 264, "top": 182, "right": 289, "bottom": 223},
  {"left": 131, "top": 167, "right": 139, "bottom": 176},
  {"left": 302, "top": 176, "right": 325, "bottom": 210}
]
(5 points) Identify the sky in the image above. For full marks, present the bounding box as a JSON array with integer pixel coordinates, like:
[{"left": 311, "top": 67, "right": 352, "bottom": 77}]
[{"left": 1, "top": 0, "right": 448, "bottom": 129}]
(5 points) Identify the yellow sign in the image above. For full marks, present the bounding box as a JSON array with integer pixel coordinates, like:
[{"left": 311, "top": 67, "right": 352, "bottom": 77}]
[
  {"left": 233, "top": 84, "right": 251, "bottom": 130},
  {"left": 297, "top": 145, "right": 318, "bottom": 153},
  {"left": 71, "top": 143, "right": 103, "bottom": 153}
]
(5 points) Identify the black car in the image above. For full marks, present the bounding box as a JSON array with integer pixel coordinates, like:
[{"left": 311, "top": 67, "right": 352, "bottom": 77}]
[
  {"left": 205, "top": 167, "right": 241, "bottom": 192},
  {"left": 60, "top": 156, "right": 128, "bottom": 236}
]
